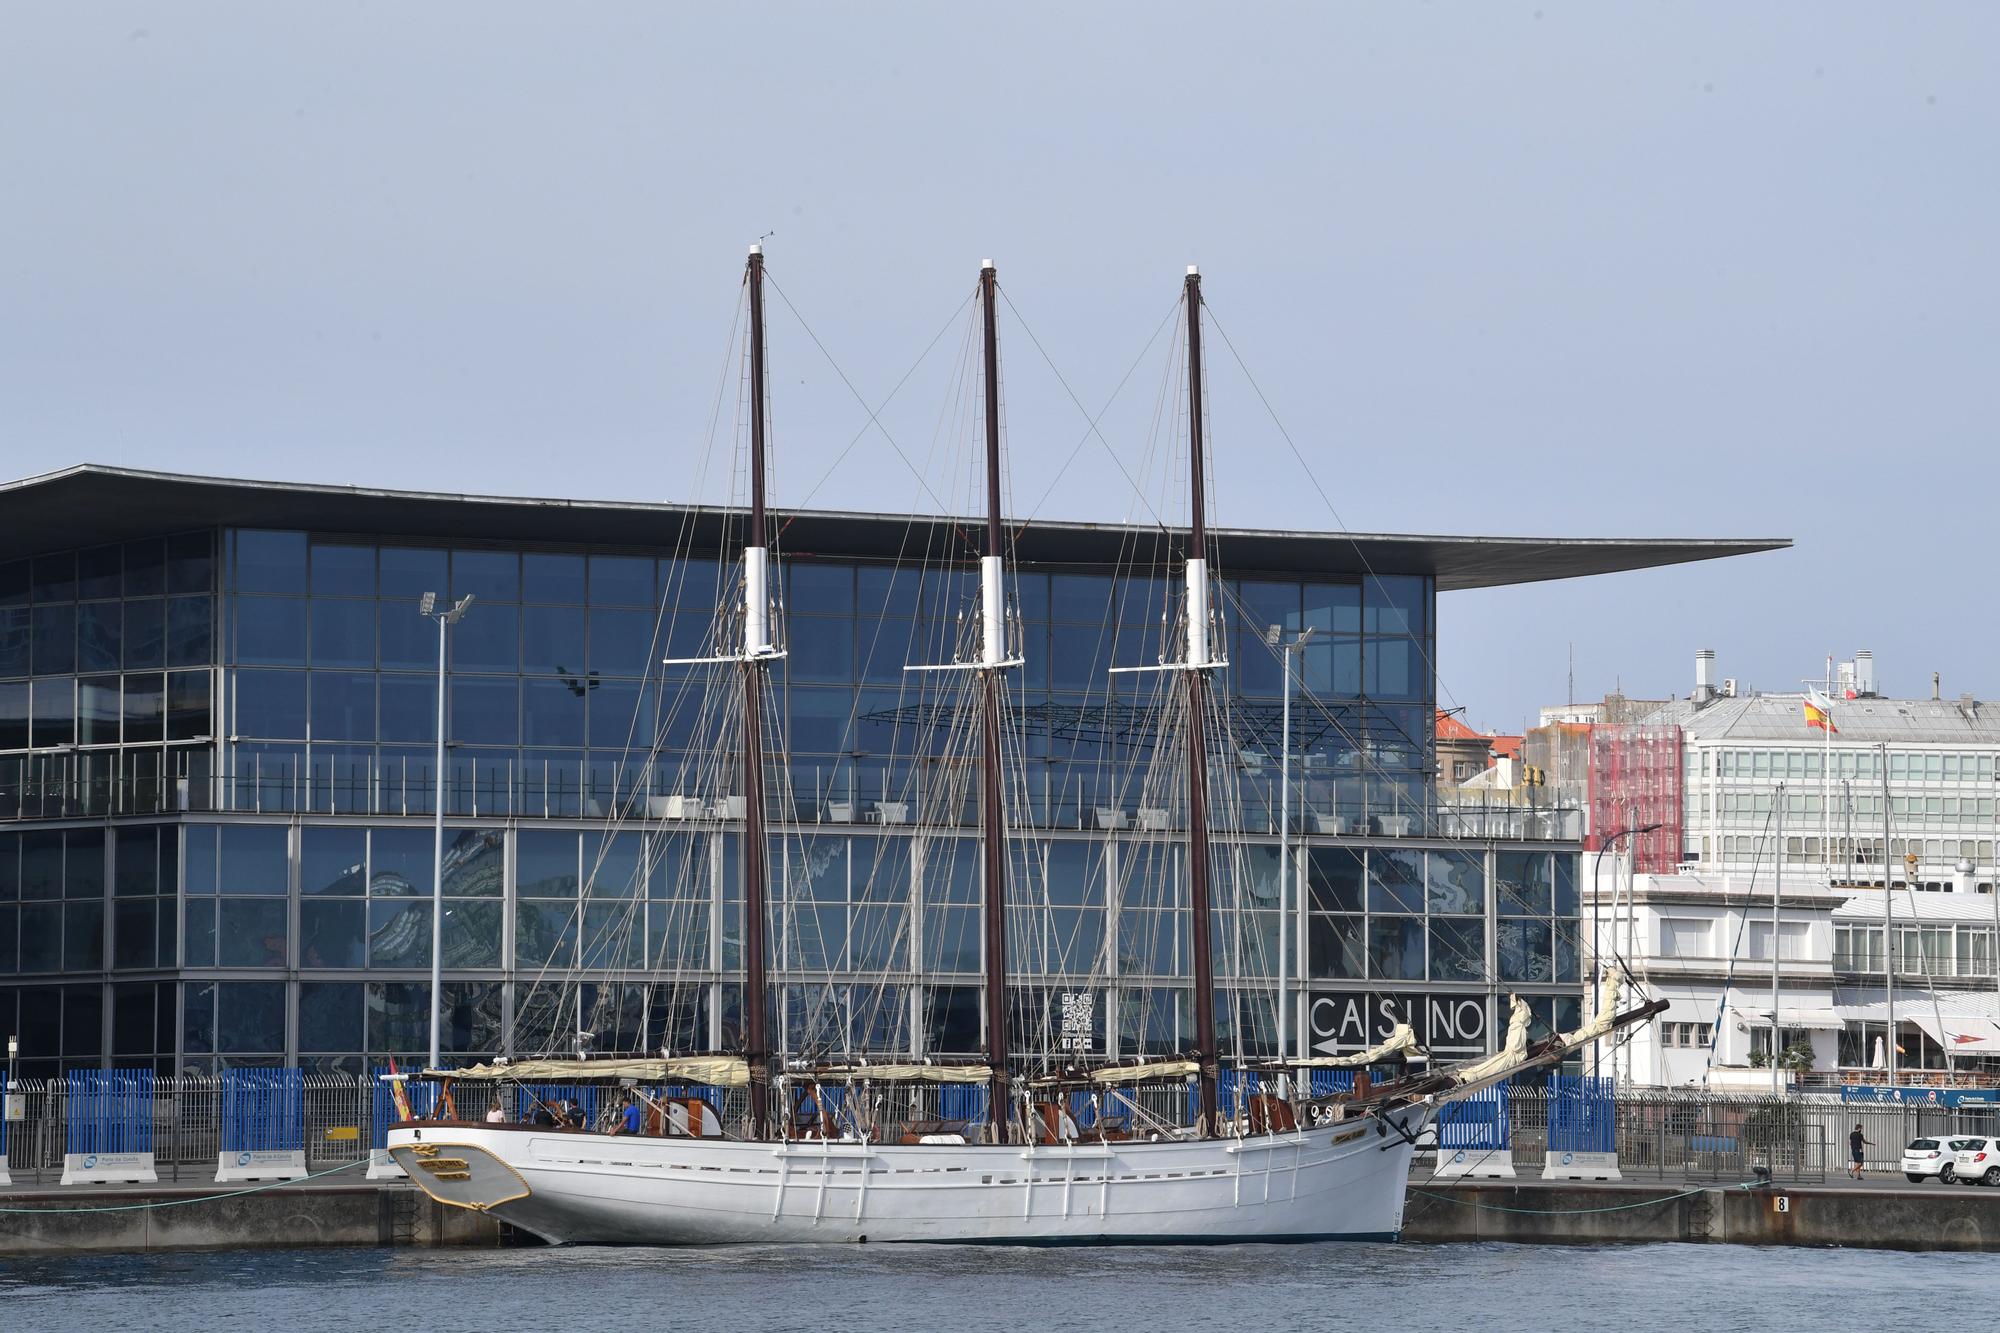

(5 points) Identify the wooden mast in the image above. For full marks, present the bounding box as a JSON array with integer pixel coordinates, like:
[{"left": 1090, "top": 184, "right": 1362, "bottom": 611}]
[
  {"left": 1182, "top": 266, "right": 1221, "bottom": 1132},
  {"left": 977, "top": 261, "right": 1012, "bottom": 1143},
  {"left": 742, "top": 244, "right": 774, "bottom": 1140}
]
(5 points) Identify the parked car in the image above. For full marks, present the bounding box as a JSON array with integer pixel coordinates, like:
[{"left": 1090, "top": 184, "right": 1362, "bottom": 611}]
[
  {"left": 1951, "top": 1136, "right": 2000, "bottom": 1186},
  {"left": 1903, "top": 1136, "right": 1980, "bottom": 1183}
]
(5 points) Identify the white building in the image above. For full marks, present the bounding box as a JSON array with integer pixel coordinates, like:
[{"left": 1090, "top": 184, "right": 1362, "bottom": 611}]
[{"left": 1580, "top": 651, "right": 2000, "bottom": 1088}]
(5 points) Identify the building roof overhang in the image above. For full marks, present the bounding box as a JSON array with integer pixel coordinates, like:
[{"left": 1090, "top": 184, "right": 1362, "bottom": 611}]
[{"left": 0, "top": 465, "right": 1790, "bottom": 591}]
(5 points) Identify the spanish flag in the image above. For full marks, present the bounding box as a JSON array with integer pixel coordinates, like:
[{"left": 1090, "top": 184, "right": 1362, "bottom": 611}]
[{"left": 1804, "top": 687, "right": 1838, "bottom": 733}]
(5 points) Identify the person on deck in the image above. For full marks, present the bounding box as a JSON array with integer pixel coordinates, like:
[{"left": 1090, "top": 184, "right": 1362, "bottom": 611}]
[
  {"left": 485, "top": 1100, "right": 506, "bottom": 1124},
  {"left": 530, "top": 1100, "right": 557, "bottom": 1127},
  {"left": 1849, "top": 1123, "right": 1873, "bottom": 1180},
  {"left": 620, "top": 1097, "right": 644, "bottom": 1136}
]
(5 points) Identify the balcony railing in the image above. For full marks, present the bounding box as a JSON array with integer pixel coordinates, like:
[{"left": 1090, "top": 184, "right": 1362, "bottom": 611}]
[{"left": 0, "top": 749, "right": 1583, "bottom": 842}]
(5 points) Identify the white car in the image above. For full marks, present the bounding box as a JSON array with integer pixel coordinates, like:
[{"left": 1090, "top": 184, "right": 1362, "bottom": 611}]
[
  {"left": 1951, "top": 1136, "right": 2000, "bottom": 1186},
  {"left": 1902, "top": 1136, "right": 1980, "bottom": 1183}
]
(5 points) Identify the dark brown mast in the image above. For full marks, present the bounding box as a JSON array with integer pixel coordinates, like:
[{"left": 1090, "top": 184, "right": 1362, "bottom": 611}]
[
  {"left": 741, "top": 244, "right": 773, "bottom": 1140},
  {"left": 977, "top": 261, "right": 1011, "bottom": 1142},
  {"left": 1182, "top": 266, "right": 1220, "bottom": 1132}
]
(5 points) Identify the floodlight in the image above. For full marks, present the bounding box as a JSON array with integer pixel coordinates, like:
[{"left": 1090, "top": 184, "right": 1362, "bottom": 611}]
[
  {"left": 1264, "top": 624, "right": 1282, "bottom": 647},
  {"left": 448, "top": 593, "right": 476, "bottom": 623},
  {"left": 419, "top": 591, "right": 437, "bottom": 616}
]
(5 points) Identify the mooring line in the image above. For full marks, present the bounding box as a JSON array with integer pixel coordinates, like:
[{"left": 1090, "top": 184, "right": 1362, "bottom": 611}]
[{"left": 0, "top": 1157, "right": 371, "bottom": 1214}]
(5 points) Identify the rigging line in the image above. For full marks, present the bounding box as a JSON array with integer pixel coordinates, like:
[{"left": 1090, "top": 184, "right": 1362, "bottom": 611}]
[
  {"left": 995, "top": 283, "right": 1175, "bottom": 537},
  {"left": 782, "top": 290, "right": 975, "bottom": 522},
  {"left": 760, "top": 270, "right": 982, "bottom": 560},
  {"left": 1200, "top": 301, "right": 1465, "bottom": 714},
  {"left": 1000, "top": 289, "right": 1182, "bottom": 533}
]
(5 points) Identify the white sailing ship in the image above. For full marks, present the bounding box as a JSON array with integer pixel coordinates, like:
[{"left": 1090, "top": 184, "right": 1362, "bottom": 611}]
[{"left": 388, "top": 250, "right": 1660, "bottom": 1245}]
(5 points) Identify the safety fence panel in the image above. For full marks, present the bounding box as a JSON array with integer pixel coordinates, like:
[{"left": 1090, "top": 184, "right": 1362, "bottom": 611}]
[
  {"left": 1546, "top": 1076, "right": 1616, "bottom": 1154},
  {"left": 66, "top": 1068, "right": 154, "bottom": 1156},
  {"left": 1437, "top": 1080, "right": 1511, "bottom": 1152},
  {"left": 222, "top": 1068, "right": 304, "bottom": 1153}
]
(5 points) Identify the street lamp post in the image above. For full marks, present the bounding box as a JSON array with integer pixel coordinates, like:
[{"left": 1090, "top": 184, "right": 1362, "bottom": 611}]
[
  {"left": 1266, "top": 624, "right": 1315, "bottom": 1066},
  {"left": 1590, "top": 821, "right": 1662, "bottom": 1083},
  {"left": 419, "top": 591, "right": 475, "bottom": 1072}
]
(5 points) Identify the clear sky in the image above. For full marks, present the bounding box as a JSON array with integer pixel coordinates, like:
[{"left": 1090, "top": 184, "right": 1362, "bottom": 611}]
[{"left": 3, "top": 4, "right": 1992, "bottom": 730}]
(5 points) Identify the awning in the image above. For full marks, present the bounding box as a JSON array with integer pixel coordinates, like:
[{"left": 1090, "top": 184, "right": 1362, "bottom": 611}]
[
  {"left": 1908, "top": 1013, "right": 2000, "bottom": 1056},
  {"left": 1737, "top": 1006, "right": 1844, "bottom": 1031}
]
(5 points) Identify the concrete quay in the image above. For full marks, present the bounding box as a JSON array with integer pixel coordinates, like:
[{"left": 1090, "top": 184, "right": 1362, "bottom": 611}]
[
  {"left": 4, "top": 1175, "right": 1998, "bottom": 1256},
  {"left": 1403, "top": 1178, "right": 2000, "bottom": 1251}
]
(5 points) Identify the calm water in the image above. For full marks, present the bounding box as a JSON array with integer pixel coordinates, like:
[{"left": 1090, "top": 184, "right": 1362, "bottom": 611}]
[{"left": 0, "top": 1241, "right": 1978, "bottom": 1332}]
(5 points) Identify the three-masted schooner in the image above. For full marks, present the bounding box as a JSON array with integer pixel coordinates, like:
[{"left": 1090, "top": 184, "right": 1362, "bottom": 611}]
[{"left": 386, "top": 249, "right": 1662, "bottom": 1245}]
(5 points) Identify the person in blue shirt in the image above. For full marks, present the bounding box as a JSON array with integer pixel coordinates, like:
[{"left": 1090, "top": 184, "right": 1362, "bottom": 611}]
[{"left": 620, "top": 1097, "right": 645, "bottom": 1136}]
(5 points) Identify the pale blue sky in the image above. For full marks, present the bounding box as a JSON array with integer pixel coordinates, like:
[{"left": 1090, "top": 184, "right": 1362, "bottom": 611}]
[{"left": 3, "top": 4, "right": 1992, "bottom": 729}]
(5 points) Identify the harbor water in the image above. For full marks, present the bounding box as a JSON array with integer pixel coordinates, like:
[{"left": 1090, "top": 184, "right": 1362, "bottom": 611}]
[{"left": 1, "top": 1240, "right": 1981, "bottom": 1332}]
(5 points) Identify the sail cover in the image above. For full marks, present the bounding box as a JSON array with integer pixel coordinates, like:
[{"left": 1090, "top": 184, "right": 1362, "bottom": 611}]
[
  {"left": 796, "top": 1063, "right": 993, "bottom": 1084},
  {"left": 445, "top": 1056, "right": 751, "bottom": 1087},
  {"left": 1087, "top": 1060, "right": 1201, "bottom": 1085}
]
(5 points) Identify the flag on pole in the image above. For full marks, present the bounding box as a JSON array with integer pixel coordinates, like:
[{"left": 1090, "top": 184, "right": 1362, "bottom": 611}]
[{"left": 1804, "top": 687, "right": 1838, "bottom": 733}]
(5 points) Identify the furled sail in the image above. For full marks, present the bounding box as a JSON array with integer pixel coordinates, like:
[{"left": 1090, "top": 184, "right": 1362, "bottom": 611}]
[
  {"left": 1444, "top": 995, "right": 1532, "bottom": 1090},
  {"left": 1286, "top": 1024, "right": 1424, "bottom": 1069},
  {"left": 1087, "top": 1060, "right": 1202, "bottom": 1086},
  {"left": 794, "top": 1062, "right": 994, "bottom": 1084},
  {"left": 1555, "top": 972, "right": 1625, "bottom": 1051},
  {"left": 444, "top": 1056, "right": 751, "bottom": 1087}
]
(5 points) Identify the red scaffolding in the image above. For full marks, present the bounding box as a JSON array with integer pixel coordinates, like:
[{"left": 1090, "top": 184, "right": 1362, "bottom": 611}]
[{"left": 1584, "top": 724, "right": 1684, "bottom": 873}]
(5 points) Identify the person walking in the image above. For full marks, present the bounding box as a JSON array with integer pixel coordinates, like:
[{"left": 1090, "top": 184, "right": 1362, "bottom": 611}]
[{"left": 1848, "top": 1123, "right": 1873, "bottom": 1180}]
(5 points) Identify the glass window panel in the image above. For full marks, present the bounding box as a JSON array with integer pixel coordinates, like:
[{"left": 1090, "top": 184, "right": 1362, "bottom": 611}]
[
  {"left": 852, "top": 905, "right": 908, "bottom": 970},
  {"left": 1046, "top": 840, "right": 1102, "bottom": 908},
  {"left": 31, "top": 605, "right": 75, "bottom": 675},
  {"left": 231, "top": 531, "right": 308, "bottom": 595},
  {"left": 64, "top": 830, "right": 103, "bottom": 899},
  {"left": 300, "top": 899, "right": 366, "bottom": 968},
  {"left": 522, "top": 604, "right": 586, "bottom": 675},
  {"left": 64, "top": 900, "right": 105, "bottom": 970},
  {"left": 111, "top": 981, "right": 155, "bottom": 1053},
  {"left": 378, "top": 674, "right": 437, "bottom": 744},
  {"left": 581, "top": 831, "right": 643, "bottom": 899},
  {"left": 375, "top": 601, "right": 430, "bottom": 671},
  {"left": 1553, "top": 854, "right": 1579, "bottom": 917},
  {"left": 516, "top": 901, "right": 578, "bottom": 970},
  {"left": 522, "top": 552, "right": 586, "bottom": 604},
  {"left": 581, "top": 901, "right": 645, "bottom": 969},
  {"left": 32, "top": 552, "right": 77, "bottom": 602},
  {"left": 217, "top": 980, "right": 287, "bottom": 1052},
  {"left": 1302, "top": 582, "right": 1362, "bottom": 635},
  {"left": 1430, "top": 918, "right": 1485, "bottom": 981},
  {"left": 21, "top": 830, "right": 62, "bottom": 899},
  {"left": 663, "top": 557, "right": 719, "bottom": 609},
  {"left": 166, "top": 596, "right": 213, "bottom": 667},
  {"left": 451, "top": 603, "right": 518, "bottom": 673},
  {"left": 441, "top": 980, "right": 503, "bottom": 1053},
  {"left": 299, "top": 981, "right": 364, "bottom": 1051},
  {"left": 587, "top": 679, "right": 651, "bottom": 749},
  {"left": 369, "top": 827, "right": 433, "bottom": 897},
  {"left": 452, "top": 550, "right": 518, "bottom": 603},
  {"left": 519, "top": 829, "right": 580, "bottom": 896},
  {"left": 20, "top": 903, "right": 61, "bottom": 970},
  {"left": 1426, "top": 850, "right": 1484, "bottom": 915},
  {"left": 113, "top": 827, "right": 158, "bottom": 896},
  {"left": 1367, "top": 917, "right": 1425, "bottom": 980},
  {"left": 1307, "top": 914, "right": 1365, "bottom": 979},
  {"left": 124, "top": 597, "right": 165, "bottom": 669},
  {"left": 1304, "top": 844, "right": 1368, "bottom": 908},
  {"left": 301, "top": 826, "right": 367, "bottom": 895},
  {"left": 165, "top": 532, "right": 212, "bottom": 595},
  {"left": 857, "top": 566, "right": 920, "bottom": 618},
  {"left": 368, "top": 899, "right": 431, "bottom": 967},
  {"left": 182, "top": 980, "right": 219, "bottom": 1053},
  {"left": 1364, "top": 638, "right": 1419, "bottom": 701},
  {"left": 1498, "top": 920, "right": 1554, "bottom": 983},
  {"left": 183, "top": 899, "right": 216, "bottom": 966},
  {"left": 588, "top": 607, "right": 654, "bottom": 677},
  {"left": 790, "top": 563, "right": 855, "bottom": 614},
  {"left": 0, "top": 680, "right": 25, "bottom": 748},
  {"left": 1115, "top": 908, "right": 1184, "bottom": 976},
  {"left": 309, "top": 544, "right": 375, "bottom": 596},
  {"left": 791, "top": 618, "right": 854, "bottom": 684},
  {"left": 76, "top": 602, "right": 121, "bottom": 673},
  {"left": 166, "top": 669, "right": 211, "bottom": 741},
  {"left": 1364, "top": 574, "right": 1428, "bottom": 636},
  {"left": 1368, "top": 849, "right": 1424, "bottom": 913},
  {"left": 0, "top": 560, "right": 24, "bottom": 607},
  {"left": 219, "top": 825, "right": 287, "bottom": 895},
  {"left": 442, "top": 828, "right": 503, "bottom": 898},
  {"left": 310, "top": 671, "right": 375, "bottom": 741},
  {"left": 218, "top": 898, "right": 288, "bottom": 967},
  {"left": 379, "top": 547, "right": 448, "bottom": 603},
  {"left": 588, "top": 554, "right": 654, "bottom": 607},
  {"left": 1496, "top": 850, "right": 1553, "bottom": 916},
  {"left": 1051, "top": 574, "right": 1115, "bottom": 623},
  {"left": 451, "top": 675, "right": 518, "bottom": 746},
  {"left": 233, "top": 668, "right": 305, "bottom": 739},
  {"left": 309, "top": 599, "right": 374, "bottom": 668},
  {"left": 234, "top": 596, "right": 307, "bottom": 666},
  {"left": 30, "top": 677, "right": 74, "bottom": 747},
  {"left": 522, "top": 677, "right": 587, "bottom": 747},
  {"left": 367, "top": 981, "right": 430, "bottom": 1054},
  {"left": 440, "top": 897, "right": 503, "bottom": 968}
]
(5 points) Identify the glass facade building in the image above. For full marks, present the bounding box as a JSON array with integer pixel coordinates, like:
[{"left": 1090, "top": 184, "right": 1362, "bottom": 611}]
[{"left": 0, "top": 468, "right": 1774, "bottom": 1077}]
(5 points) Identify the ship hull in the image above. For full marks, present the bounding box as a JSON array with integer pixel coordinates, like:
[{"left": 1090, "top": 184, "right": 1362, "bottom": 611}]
[{"left": 387, "top": 1107, "right": 1425, "bottom": 1246}]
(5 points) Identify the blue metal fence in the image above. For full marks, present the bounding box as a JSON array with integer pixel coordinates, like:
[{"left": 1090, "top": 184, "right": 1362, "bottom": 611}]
[
  {"left": 1436, "top": 1080, "right": 1511, "bottom": 1152},
  {"left": 221, "top": 1068, "right": 304, "bottom": 1154},
  {"left": 369, "top": 1067, "right": 442, "bottom": 1148},
  {"left": 940, "top": 1084, "right": 988, "bottom": 1124},
  {"left": 66, "top": 1069, "right": 155, "bottom": 1156},
  {"left": 1546, "top": 1075, "right": 1615, "bottom": 1153}
]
